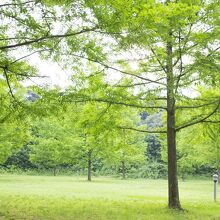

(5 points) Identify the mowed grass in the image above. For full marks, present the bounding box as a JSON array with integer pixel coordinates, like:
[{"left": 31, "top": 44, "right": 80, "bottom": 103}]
[{"left": 0, "top": 175, "right": 219, "bottom": 220}]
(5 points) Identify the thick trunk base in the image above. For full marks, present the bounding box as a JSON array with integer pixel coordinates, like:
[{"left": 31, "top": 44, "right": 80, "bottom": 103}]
[{"left": 168, "top": 199, "right": 182, "bottom": 210}]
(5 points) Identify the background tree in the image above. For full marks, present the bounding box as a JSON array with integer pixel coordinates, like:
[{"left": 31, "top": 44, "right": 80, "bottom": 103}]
[
  {"left": 103, "top": 107, "right": 145, "bottom": 179},
  {"left": 106, "top": 128, "right": 145, "bottom": 179},
  {"left": 72, "top": 101, "right": 121, "bottom": 181},
  {"left": 0, "top": 78, "right": 30, "bottom": 164},
  {"left": 4, "top": 144, "right": 36, "bottom": 170},
  {"left": 0, "top": 120, "right": 29, "bottom": 164},
  {"left": 29, "top": 117, "right": 78, "bottom": 176}
]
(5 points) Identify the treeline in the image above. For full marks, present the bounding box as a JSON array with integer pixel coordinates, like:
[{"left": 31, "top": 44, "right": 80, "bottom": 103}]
[
  {"left": 1, "top": 95, "right": 217, "bottom": 180},
  {"left": 1, "top": 97, "right": 165, "bottom": 180}
]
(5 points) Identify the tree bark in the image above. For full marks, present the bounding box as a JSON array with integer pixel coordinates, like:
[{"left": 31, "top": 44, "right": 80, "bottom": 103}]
[
  {"left": 87, "top": 150, "right": 92, "bottom": 181},
  {"left": 167, "top": 102, "right": 180, "bottom": 209},
  {"left": 166, "top": 30, "right": 181, "bottom": 209}
]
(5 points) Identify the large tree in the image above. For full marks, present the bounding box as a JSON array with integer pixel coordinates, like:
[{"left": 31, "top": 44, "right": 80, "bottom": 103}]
[{"left": 81, "top": 0, "right": 220, "bottom": 209}]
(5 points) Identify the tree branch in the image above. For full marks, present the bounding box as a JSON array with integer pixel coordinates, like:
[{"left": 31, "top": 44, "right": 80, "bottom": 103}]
[
  {"left": 176, "top": 100, "right": 220, "bottom": 109},
  {"left": 149, "top": 47, "right": 167, "bottom": 73},
  {"left": 202, "top": 120, "right": 220, "bottom": 124},
  {"left": 118, "top": 126, "right": 167, "bottom": 134},
  {"left": 0, "top": 27, "right": 97, "bottom": 50},
  {"left": 66, "top": 96, "right": 167, "bottom": 110},
  {"left": 67, "top": 53, "right": 166, "bottom": 85},
  {"left": 2, "top": 67, "right": 16, "bottom": 100},
  {"left": 176, "top": 100, "right": 220, "bottom": 131},
  {"left": 0, "top": 0, "right": 35, "bottom": 8}
]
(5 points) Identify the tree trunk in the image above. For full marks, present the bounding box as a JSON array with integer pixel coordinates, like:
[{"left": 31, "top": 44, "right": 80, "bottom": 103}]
[
  {"left": 167, "top": 112, "right": 180, "bottom": 209},
  {"left": 181, "top": 173, "right": 186, "bottom": 182},
  {"left": 53, "top": 167, "right": 57, "bottom": 176},
  {"left": 87, "top": 150, "right": 92, "bottom": 181},
  {"left": 122, "top": 161, "right": 126, "bottom": 179},
  {"left": 166, "top": 30, "right": 181, "bottom": 209},
  {"left": 217, "top": 143, "right": 220, "bottom": 183}
]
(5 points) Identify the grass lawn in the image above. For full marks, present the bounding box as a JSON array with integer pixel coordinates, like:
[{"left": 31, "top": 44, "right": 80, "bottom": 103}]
[{"left": 0, "top": 175, "right": 219, "bottom": 220}]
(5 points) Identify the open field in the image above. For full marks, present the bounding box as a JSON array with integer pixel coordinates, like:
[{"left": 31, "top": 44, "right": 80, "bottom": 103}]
[{"left": 0, "top": 175, "right": 219, "bottom": 220}]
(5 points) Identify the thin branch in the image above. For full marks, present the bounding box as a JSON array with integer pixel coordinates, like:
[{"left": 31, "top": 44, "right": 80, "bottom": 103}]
[
  {"left": 9, "top": 70, "right": 48, "bottom": 78},
  {"left": 0, "top": 37, "right": 34, "bottom": 41},
  {"left": 94, "top": 104, "right": 112, "bottom": 123},
  {"left": 173, "top": 23, "right": 193, "bottom": 67},
  {"left": 0, "top": 66, "right": 47, "bottom": 78},
  {"left": 67, "top": 53, "right": 166, "bottom": 85},
  {"left": 66, "top": 97, "right": 167, "bottom": 110},
  {"left": 0, "top": 0, "right": 35, "bottom": 8},
  {"left": 202, "top": 120, "right": 220, "bottom": 124},
  {"left": 176, "top": 100, "right": 220, "bottom": 131},
  {"left": 173, "top": 26, "right": 213, "bottom": 67},
  {"left": 0, "top": 27, "right": 97, "bottom": 50},
  {"left": 113, "top": 77, "right": 166, "bottom": 88},
  {"left": 118, "top": 126, "right": 167, "bottom": 134},
  {"left": 2, "top": 67, "right": 16, "bottom": 100},
  {"left": 175, "top": 29, "right": 184, "bottom": 94},
  {"left": 10, "top": 49, "right": 47, "bottom": 64},
  {"left": 207, "top": 46, "right": 220, "bottom": 57},
  {"left": 176, "top": 100, "right": 219, "bottom": 109},
  {"left": 149, "top": 47, "right": 167, "bottom": 73}
]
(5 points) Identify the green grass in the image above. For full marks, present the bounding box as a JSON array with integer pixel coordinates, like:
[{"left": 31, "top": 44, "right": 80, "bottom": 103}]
[{"left": 0, "top": 175, "right": 219, "bottom": 219}]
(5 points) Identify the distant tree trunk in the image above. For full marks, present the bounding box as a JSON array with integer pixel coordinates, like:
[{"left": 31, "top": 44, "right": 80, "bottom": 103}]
[
  {"left": 122, "top": 161, "right": 126, "bottom": 179},
  {"left": 218, "top": 168, "right": 220, "bottom": 183},
  {"left": 87, "top": 150, "right": 92, "bottom": 181},
  {"left": 217, "top": 144, "right": 220, "bottom": 184},
  {"left": 53, "top": 167, "right": 57, "bottom": 176},
  {"left": 166, "top": 28, "right": 181, "bottom": 209},
  {"left": 181, "top": 173, "right": 186, "bottom": 182}
]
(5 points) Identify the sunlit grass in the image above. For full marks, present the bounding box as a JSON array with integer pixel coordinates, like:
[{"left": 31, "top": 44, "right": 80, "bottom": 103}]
[{"left": 0, "top": 175, "right": 219, "bottom": 219}]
